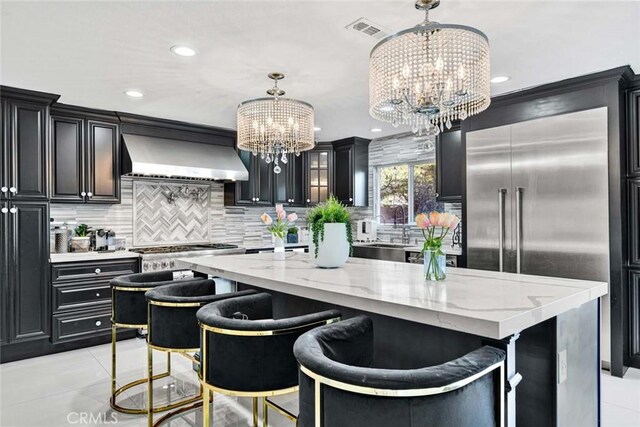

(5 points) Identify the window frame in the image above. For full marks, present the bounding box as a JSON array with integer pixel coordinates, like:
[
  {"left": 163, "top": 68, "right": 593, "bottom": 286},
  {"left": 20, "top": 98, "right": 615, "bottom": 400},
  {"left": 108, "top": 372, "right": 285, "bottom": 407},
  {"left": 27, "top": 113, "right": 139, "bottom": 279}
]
[{"left": 374, "top": 161, "right": 434, "bottom": 225}]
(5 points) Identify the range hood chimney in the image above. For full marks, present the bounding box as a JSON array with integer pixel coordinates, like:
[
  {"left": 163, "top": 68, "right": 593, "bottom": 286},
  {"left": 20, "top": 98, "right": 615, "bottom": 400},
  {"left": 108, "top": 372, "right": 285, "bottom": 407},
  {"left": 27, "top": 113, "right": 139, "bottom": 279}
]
[{"left": 121, "top": 134, "right": 248, "bottom": 181}]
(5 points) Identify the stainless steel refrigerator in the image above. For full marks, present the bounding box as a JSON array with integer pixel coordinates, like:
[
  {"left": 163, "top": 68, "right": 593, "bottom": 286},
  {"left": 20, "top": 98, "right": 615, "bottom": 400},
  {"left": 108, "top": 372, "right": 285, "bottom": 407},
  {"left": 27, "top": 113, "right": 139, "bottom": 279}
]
[{"left": 466, "top": 107, "right": 610, "bottom": 358}]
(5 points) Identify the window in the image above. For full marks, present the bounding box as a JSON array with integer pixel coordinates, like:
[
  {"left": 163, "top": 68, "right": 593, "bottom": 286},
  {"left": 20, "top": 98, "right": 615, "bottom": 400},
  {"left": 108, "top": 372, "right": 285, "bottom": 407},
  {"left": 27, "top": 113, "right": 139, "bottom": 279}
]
[{"left": 376, "top": 162, "right": 440, "bottom": 224}]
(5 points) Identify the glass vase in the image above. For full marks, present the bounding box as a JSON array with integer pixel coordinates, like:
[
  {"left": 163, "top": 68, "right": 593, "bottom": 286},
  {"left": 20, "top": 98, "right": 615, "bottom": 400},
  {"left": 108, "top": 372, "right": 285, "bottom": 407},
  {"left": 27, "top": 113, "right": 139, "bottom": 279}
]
[
  {"left": 274, "top": 236, "right": 285, "bottom": 261},
  {"left": 423, "top": 249, "right": 446, "bottom": 281}
]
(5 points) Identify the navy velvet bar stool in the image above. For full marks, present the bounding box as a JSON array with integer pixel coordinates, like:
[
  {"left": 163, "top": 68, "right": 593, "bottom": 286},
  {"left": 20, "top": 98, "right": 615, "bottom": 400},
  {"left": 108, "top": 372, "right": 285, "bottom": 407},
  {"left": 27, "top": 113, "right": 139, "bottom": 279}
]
[
  {"left": 145, "top": 281, "right": 257, "bottom": 427},
  {"left": 294, "top": 315, "right": 506, "bottom": 427},
  {"left": 110, "top": 271, "right": 210, "bottom": 414},
  {"left": 196, "top": 292, "right": 341, "bottom": 427}
]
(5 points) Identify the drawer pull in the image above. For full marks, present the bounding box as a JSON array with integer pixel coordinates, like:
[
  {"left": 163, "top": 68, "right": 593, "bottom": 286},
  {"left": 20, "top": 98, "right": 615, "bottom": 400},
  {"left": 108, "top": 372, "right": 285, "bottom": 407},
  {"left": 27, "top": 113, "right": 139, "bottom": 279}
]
[
  {"left": 96, "top": 292, "right": 101, "bottom": 297},
  {"left": 94, "top": 268, "right": 101, "bottom": 274},
  {"left": 95, "top": 320, "right": 102, "bottom": 326}
]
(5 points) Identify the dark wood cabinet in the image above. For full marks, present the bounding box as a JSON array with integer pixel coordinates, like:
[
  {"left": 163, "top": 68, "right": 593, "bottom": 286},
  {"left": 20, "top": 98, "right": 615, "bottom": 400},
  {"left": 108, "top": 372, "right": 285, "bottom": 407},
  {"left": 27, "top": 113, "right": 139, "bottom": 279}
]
[
  {"left": 305, "top": 143, "right": 332, "bottom": 205},
  {"left": 629, "top": 270, "right": 640, "bottom": 368},
  {"left": 274, "top": 153, "right": 306, "bottom": 206},
  {"left": 629, "top": 87, "right": 640, "bottom": 177},
  {"left": 436, "top": 124, "right": 463, "bottom": 202},
  {"left": 2, "top": 201, "right": 50, "bottom": 344},
  {"left": 631, "top": 178, "right": 640, "bottom": 267},
  {"left": 0, "top": 200, "right": 7, "bottom": 345},
  {"left": 331, "top": 137, "right": 370, "bottom": 207},
  {"left": 50, "top": 105, "right": 120, "bottom": 204},
  {"left": 225, "top": 151, "right": 273, "bottom": 206}
]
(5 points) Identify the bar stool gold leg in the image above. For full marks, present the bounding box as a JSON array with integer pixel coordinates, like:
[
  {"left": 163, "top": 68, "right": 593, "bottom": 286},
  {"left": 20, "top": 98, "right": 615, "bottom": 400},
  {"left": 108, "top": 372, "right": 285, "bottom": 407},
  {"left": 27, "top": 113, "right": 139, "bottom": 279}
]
[
  {"left": 263, "top": 397, "right": 269, "bottom": 427},
  {"left": 111, "top": 325, "right": 117, "bottom": 399},
  {"left": 203, "top": 388, "right": 211, "bottom": 427},
  {"left": 148, "top": 345, "right": 154, "bottom": 427},
  {"left": 253, "top": 397, "right": 258, "bottom": 427},
  {"left": 167, "top": 351, "right": 171, "bottom": 375}
]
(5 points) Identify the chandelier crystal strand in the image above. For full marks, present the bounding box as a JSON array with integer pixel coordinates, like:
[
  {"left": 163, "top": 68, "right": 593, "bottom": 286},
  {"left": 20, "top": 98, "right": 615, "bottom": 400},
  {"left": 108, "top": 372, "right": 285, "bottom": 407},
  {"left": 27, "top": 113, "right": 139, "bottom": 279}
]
[
  {"left": 369, "top": 0, "right": 490, "bottom": 136},
  {"left": 237, "top": 73, "right": 315, "bottom": 173}
]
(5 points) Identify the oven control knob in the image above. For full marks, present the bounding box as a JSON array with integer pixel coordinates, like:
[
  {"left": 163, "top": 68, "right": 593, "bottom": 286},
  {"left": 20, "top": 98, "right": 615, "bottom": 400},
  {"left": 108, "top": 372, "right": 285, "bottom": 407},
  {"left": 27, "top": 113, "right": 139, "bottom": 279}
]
[
  {"left": 152, "top": 262, "right": 159, "bottom": 270},
  {"left": 143, "top": 262, "right": 149, "bottom": 271},
  {"left": 161, "top": 261, "right": 168, "bottom": 269},
  {"left": 169, "top": 260, "right": 176, "bottom": 268}
]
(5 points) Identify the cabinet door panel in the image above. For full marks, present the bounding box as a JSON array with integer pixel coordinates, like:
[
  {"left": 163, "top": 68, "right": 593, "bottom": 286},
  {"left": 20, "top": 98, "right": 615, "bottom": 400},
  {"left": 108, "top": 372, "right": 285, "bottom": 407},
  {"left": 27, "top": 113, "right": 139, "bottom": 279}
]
[
  {"left": 255, "top": 157, "right": 273, "bottom": 205},
  {"left": 0, "top": 201, "right": 8, "bottom": 344},
  {"left": 50, "top": 116, "right": 84, "bottom": 202},
  {"left": 289, "top": 153, "right": 306, "bottom": 205},
  {"left": 235, "top": 150, "right": 255, "bottom": 205},
  {"left": 8, "top": 100, "right": 48, "bottom": 199},
  {"left": 631, "top": 178, "right": 640, "bottom": 267},
  {"left": 629, "top": 90, "right": 640, "bottom": 176},
  {"left": 1, "top": 100, "right": 7, "bottom": 199},
  {"left": 436, "top": 128, "right": 463, "bottom": 202},
  {"left": 333, "top": 145, "right": 353, "bottom": 204},
  {"left": 629, "top": 270, "right": 640, "bottom": 368},
  {"left": 9, "top": 201, "right": 49, "bottom": 342},
  {"left": 274, "top": 157, "right": 289, "bottom": 204},
  {"left": 86, "top": 120, "right": 119, "bottom": 203}
]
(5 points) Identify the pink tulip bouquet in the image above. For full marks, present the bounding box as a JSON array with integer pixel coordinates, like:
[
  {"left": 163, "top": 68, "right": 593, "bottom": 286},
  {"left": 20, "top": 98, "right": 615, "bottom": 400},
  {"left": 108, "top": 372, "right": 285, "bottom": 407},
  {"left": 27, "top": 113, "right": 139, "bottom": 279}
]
[
  {"left": 260, "top": 204, "right": 298, "bottom": 240},
  {"left": 415, "top": 211, "right": 460, "bottom": 281}
]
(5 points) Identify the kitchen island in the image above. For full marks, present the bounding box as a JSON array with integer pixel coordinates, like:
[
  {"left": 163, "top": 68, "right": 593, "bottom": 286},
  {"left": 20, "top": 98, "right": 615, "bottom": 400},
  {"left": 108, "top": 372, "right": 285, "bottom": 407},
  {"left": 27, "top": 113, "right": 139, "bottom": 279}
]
[{"left": 178, "top": 252, "right": 607, "bottom": 427}]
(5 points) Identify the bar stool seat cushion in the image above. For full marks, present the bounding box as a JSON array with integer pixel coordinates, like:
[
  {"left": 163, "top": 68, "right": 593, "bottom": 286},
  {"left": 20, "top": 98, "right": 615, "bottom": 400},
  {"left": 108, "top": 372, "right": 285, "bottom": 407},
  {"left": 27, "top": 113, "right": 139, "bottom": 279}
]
[
  {"left": 294, "top": 316, "right": 506, "bottom": 427},
  {"left": 145, "top": 280, "right": 256, "bottom": 350},
  {"left": 111, "top": 271, "right": 207, "bottom": 326},
  {"left": 197, "top": 292, "right": 341, "bottom": 393}
]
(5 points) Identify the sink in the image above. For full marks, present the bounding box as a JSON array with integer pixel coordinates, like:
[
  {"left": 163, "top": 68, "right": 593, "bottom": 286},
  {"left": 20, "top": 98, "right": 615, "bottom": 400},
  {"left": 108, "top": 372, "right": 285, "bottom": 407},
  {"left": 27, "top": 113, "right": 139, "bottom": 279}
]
[{"left": 352, "top": 243, "right": 409, "bottom": 262}]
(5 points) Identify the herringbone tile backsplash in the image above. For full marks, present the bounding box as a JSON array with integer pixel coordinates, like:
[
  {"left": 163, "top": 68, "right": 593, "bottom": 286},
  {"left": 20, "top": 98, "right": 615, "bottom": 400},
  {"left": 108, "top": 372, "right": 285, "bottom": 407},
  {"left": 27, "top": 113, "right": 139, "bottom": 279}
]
[{"left": 133, "top": 181, "right": 210, "bottom": 246}]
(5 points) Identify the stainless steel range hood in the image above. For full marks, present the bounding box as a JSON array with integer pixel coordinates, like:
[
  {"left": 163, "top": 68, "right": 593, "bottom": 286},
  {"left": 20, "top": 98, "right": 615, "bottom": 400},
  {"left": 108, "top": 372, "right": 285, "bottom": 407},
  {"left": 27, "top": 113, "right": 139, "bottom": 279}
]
[{"left": 121, "top": 134, "right": 248, "bottom": 181}]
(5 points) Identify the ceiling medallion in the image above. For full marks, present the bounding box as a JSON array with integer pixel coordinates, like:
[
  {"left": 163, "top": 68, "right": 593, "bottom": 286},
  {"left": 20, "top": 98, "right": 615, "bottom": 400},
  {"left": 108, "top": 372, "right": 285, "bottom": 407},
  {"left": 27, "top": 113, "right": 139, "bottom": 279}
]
[
  {"left": 237, "top": 73, "right": 315, "bottom": 174},
  {"left": 369, "top": 0, "right": 491, "bottom": 138}
]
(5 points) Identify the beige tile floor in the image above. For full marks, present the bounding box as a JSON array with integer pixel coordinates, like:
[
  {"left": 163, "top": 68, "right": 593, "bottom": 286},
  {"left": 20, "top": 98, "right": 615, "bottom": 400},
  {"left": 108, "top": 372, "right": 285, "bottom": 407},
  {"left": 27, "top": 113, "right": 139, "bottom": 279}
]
[{"left": 1, "top": 337, "right": 638, "bottom": 427}]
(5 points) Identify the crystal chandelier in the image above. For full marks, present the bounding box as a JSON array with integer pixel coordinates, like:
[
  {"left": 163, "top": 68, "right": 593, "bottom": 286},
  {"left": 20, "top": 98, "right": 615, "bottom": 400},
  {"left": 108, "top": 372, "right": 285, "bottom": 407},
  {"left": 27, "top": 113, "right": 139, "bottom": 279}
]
[
  {"left": 237, "top": 73, "right": 315, "bottom": 173},
  {"left": 369, "top": 0, "right": 491, "bottom": 138}
]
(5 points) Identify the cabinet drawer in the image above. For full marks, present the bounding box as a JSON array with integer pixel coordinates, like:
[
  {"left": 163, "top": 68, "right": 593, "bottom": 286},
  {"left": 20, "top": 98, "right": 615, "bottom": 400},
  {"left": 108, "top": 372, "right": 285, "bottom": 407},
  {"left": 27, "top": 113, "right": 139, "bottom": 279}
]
[
  {"left": 52, "top": 259, "right": 138, "bottom": 283},
  {"left": 53, "top": 281, "right": 111, "bottom": 312},
  {"left": 52, "top": 308, "right": 112, "bottom": 343}
]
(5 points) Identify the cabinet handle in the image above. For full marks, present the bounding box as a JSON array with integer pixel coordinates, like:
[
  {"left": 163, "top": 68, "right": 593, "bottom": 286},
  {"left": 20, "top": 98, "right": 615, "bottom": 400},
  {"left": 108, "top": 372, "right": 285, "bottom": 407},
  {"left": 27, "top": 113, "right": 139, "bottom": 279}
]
[
  {"left": 306, "top": 199, "right": 311, "bottom": 203},
  {"left": 251, "top": 197, "right": 256, "bottom": 202},
  {"left": 87, "top": 192, "right": 93, "bottom": 198},
  {"left": 349, "top": 198, "right": 353, "bottom": 202},
  {"left": 1, "top": 207, "right": 7, "bottom": 214},
  {"left": 95, "top": 320, "right": 102, "bottom": 327},
  {"left": 96, "top": 292, "right": 101, "bottom": 297},
  {"left": 80, "top": 191, "right": 86, "bottom": 197},
  {"left": 9, "top": 187, "right": 17, "bottom": 194},
  {"left": 256, "top": 198, "right": 260, "bottom": 202},
  {"left": 1, "top": 186, "right": 7, "bottom": 194},
  {"left": 94, "top": 268, "right": 101, "bottom": 274},
  {"left": 9, "top": 207, "right": 17, "bottom": 214}
]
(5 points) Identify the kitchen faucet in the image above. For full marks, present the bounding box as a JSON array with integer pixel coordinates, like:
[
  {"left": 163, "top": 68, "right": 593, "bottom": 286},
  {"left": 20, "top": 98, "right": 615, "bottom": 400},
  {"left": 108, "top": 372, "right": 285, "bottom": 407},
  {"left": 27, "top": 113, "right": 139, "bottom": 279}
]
[{"left": 391, "top": 205, "right": 410, "bottom": 244}]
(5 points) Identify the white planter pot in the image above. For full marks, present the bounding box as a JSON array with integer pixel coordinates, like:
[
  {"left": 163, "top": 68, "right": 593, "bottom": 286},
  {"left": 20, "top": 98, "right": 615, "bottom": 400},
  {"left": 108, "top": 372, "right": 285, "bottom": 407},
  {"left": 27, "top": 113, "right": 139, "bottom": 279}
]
[
  {"left": 70, "top": 236, "right": 90, "bottom": 253},
  {"left": 309, "top": 223, "right": 350, "bottom": 268}
]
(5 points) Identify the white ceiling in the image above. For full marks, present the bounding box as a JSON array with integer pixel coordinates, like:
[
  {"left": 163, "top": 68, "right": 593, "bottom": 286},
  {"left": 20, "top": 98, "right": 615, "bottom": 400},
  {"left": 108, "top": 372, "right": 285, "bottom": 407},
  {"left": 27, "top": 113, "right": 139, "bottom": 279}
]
[{"left": 1, "top": 1, "right": 639, "bottom": 141}]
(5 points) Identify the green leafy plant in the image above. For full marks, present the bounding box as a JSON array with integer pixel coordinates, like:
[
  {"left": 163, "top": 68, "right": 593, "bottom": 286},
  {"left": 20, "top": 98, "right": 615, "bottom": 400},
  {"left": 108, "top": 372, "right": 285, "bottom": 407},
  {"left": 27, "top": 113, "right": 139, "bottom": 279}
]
[
  {"left": 307, "top": 195, "right": 352, "bottom": 258},
  {"left": 74, "top": 223, "right": 89, "bottom": 237},
  {"left": 287, "top": 226, "right": 298, "bottom": 235}
]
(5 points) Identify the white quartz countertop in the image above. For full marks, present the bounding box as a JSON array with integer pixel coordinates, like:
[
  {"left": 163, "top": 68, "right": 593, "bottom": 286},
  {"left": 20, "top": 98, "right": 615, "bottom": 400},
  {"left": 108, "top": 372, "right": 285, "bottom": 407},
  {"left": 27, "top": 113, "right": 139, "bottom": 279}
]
[
  {"left": 50, "top": 251, "right": 140, "bottom": 263},
  {"left": 177, "top": 252, "right": 607, "bottom": 339}
]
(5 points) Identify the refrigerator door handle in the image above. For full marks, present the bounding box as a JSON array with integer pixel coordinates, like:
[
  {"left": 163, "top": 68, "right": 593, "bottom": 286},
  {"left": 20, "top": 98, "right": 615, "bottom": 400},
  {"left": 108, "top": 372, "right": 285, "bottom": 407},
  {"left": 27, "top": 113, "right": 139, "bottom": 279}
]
[
  {"left": 498, "top": 188, "right": 507, "bottom": 272},
  {"left": 516, "top": 187, "right": 524, "bottom": 274}
]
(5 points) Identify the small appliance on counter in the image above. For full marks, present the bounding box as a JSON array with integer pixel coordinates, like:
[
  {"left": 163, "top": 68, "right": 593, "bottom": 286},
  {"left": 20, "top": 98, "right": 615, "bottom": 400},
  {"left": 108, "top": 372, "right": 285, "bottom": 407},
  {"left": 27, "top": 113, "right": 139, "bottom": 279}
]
[
  {"left": 88, "top": 228, "right": 117, "bottom": 252},
  {"left": 356, "top": 219, "right": 377, "bottom": 242}
]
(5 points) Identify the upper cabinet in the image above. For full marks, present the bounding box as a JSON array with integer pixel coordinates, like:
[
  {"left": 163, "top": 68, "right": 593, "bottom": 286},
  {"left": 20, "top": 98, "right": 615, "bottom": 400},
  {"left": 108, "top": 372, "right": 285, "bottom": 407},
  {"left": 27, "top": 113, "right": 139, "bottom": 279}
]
[
  {"left": 331, "top": 137, "right": 370, "bottom": 207},
  {"left": 305, "top": 143, "right": 332, "bottom": 206},
  {"left": 50, "top": 105, "right": 120, "bottom": 204},
  {"left": 1, "top": 87, "right": 59, "bottom": 201},
  {"left": 274, "top": 153, "right": 306, "bottom": 206},
  {"left": 436, "top": 124, "right": 463, "bottom": 202},
  {"left": 225, "top": 150, "right": 273, "bottom": 206},
  {"left": 629, "top": 85, "right": 640, "bottom": 177}
]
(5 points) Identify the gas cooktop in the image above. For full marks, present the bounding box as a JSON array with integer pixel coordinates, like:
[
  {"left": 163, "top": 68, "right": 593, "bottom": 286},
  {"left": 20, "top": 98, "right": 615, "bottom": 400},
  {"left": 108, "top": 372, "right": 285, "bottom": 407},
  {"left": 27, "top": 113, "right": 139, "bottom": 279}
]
[{"left": 131, "top": 243, "right": 239, "bottom": 254}]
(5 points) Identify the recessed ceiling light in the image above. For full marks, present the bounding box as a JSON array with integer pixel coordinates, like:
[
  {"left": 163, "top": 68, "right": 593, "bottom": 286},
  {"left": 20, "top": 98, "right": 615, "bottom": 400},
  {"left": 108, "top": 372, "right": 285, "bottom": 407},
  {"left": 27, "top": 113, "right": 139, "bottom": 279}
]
[
  {"left": 491, "top": 76, "right": 510, "bottom": 84},
  {"left": 314, "top": 126, "right": 322, "bottom": 132},
  {"left": 170, "top": 45, "right": 196, "bottom": 57},
  {"left": 124, "top": 90, "right": 144, "bottom": 98},
  {"left": 370, "top": 128, "right": 382, "bottom": 133}
]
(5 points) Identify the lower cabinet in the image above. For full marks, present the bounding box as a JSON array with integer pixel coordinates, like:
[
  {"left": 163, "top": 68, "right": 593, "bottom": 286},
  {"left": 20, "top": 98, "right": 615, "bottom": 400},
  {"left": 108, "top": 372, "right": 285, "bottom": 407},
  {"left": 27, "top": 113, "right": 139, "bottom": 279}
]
[
  {"left": 630, "top": 270, "right": 640, "bottom": 369},
  {"left": 50, "top": 259, "right": 138, "bottom": 345}
]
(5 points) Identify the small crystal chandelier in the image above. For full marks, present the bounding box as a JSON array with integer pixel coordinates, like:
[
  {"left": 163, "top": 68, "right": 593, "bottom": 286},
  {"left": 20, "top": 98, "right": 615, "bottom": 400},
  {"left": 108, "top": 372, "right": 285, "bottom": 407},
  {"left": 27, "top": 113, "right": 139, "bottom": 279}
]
[
  {"left": 369, "top": 0, "right": 491, "bottom": 138},
  {"left": 237, "top": 73, "right": 315, "bottom": 173}
]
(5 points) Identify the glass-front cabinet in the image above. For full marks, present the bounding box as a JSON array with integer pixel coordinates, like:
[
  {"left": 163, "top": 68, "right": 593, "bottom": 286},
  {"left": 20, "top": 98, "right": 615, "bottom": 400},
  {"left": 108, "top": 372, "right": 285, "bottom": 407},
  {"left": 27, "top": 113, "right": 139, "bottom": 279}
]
[{"left": 305, "top": 142, "right": 332, "bottom": 205}]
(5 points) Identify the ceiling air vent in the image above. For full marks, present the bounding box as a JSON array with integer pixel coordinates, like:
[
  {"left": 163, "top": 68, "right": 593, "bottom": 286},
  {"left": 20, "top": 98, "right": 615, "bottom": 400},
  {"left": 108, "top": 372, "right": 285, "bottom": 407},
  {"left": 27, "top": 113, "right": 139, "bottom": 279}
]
[{"left": 346, "top": 18, "right": 390, "bottom": 40}]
